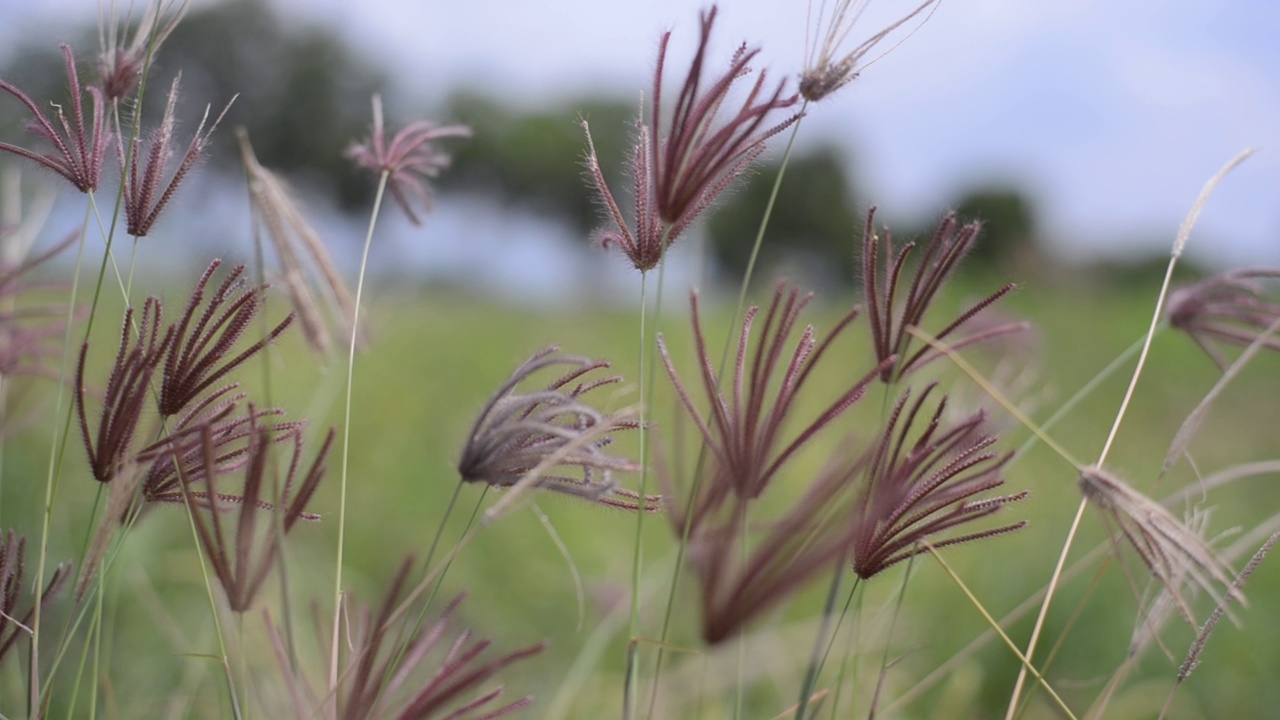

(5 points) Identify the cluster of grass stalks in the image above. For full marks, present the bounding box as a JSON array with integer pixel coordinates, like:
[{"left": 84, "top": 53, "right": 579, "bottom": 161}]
[{"left": 0, "top": 1, "right": 1277, "bottom": 718}]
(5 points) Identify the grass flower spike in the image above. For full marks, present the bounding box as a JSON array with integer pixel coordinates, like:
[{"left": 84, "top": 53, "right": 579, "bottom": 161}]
[
  {"left": 97, "top": 0, "right": 188, "bottom": 102},
  {"left": 0, "top": 530, "right": 70, "bottom": 664},
  {"left": 658, "top": 283, "right": 886, "bottom": 526},
  {"left": 1167, "top": 268, "right": 1280, "bottom": 370},
  {"left": 801, "top": 0, "right": 938, "bottom": 102},
  {"left": 458, "top": 347, "right": 658, "bottom": 511},
  {"left": 584, "top": 5, "right": 800, "bottom": 271},
  {"left": 175, "top": 418, "right": 331, "bottom": 612},
  {"left": 0, "top": 45, "right": 111, "bottom": 192},
  {"left": 862, "top": 207, "right": 1023, "bottom": 381},
  {"left": 76, "top": 297, "right": 172, "bottom": 484},
  {"left": 121, "top": 76, "right": 229, "bottom": 237},
  {"left": 850, "top": 383, "right": 1026, "bottom": 579},
  {"left": 137, "top": 391, "right": 300, "bottom": 511},
  {"left": 159, "top": 260, "right": 293, "bottom": 417},
  {"left": 270, "top": 557, "right": 544, "bottom": 719},
  {"left": 346, "top": 94, "right": 472, "bottom": 225}
]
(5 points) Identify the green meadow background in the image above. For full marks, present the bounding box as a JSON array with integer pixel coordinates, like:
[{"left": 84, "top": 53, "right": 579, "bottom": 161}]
[{"left": 3, "top": 268, "right": 1278, "bottom": 719}]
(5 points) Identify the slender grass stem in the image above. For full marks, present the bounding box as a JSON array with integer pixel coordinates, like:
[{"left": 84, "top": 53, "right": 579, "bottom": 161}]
[
  {"left": 924, "top": 542, "right": 1076, "bottom": 720},
  {"left": 369, "top": 481, "right": 477, "bottom": 714},
  {"left": 30, "top": 201, "right": 92, "bottom": 712},
  {"left": 244, "top": 192, "right": 296, "bottom": 671},
  {"left": 827, "top": 583, "right": 863, "bottom": 719},
  {"left": 732, "top": 504, "right": 749, "bottom": 720},
  {"left": 795, "top": 556, "right": 848, "bottom": 720},
  {"left": 868, "top": 554, "right": 918, "bottom": 719},
  {"left": 623, "top": 269, "right": 651, "bottom": 720},
  {"left": 29, "top": 33, "right": 165, "bottom": 707},
  {"left": 329, "top": 168, "right": 389, "bottom": 702},
  {"left": 87, "top": 566, "right": 105, "bottom": 720},
  {"left": 172, "top": 439, "right": 243, "bottom": 720},
  {"left": 184, "top": 521, "right": 243, "bottom": 720}
]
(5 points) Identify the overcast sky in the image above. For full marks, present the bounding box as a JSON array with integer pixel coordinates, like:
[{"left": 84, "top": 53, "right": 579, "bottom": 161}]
[{"left": 4, "top": 0, "right": 1279, "bottom": 276}]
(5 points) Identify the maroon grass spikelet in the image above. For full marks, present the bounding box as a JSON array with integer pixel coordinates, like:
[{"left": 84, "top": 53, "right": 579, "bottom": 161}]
[
  {"left": 0, "top": 45, "right": 112, "bottom": 192},
  {"left": 1166, "top": 268, "right": 1280, "bottom": 370},
  {"left": 135, "top": 386, "right": 303, "bottom": 512},
  {"left": 0, "top": 530, "right": 70, "bottom": 664},
  {"left": 652, "top": 7, "right": 800, "bottom": 226},
  {"left": 657, "top": 283, "right": 890, "bottom": 528},
  {"left": 268, "top": 557, "right": 544, "bottom": 719},
  {"left": 459, "top": 347, "right": 659, "bottom": 511},
  {"left": 174, "top": 416, "right": 331, "bottom": 612},
  {"left": 861, "top": 206, "right": 1024, "bottom": 381},
  {"left": 583, "top": 5, "right": 800, "bottom": 271},
  {"left": 121, "top": 75, "right": 230, "bottom": 237},
  {"left": 76, "top": 297, "right": 174, "bottom": 483},
  {"left": 654, "top": 281, "right": 899, "bottom": 643},
  {"left": 850, "top": 383, "right": 1026, "bottom": 579},
  {"left": 0, "top": 232, "right": 78, "bottom": 381},
  {"left": 346, "top": 94, "right": 472, "bottom": 226},
  {"left": 97, "top": 0, "right": 187, "bottom": 102},
  {"left": 158, "top": 260, "right": 293, "bottom": 417}
]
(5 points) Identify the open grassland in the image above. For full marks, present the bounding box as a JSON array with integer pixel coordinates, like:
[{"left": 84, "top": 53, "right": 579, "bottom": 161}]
[{"left": 3, "top": 274, "right": 1279, "bottom": 719}]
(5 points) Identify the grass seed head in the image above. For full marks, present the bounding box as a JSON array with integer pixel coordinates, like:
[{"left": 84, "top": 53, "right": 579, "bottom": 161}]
[
  {"left": 0, "top": 45, "right": 112, "bottom": 192},
  {"left": 459, "top": 346, "right": 657, "bottom": 511},
  {"left": 346, "top": 94, "right": 472, "bottom": 226}
]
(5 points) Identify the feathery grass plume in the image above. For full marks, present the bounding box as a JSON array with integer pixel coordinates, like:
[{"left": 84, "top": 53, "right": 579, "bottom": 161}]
[
  {"left": 345, "top": 94, "right": 472, "bottom": 226},
  {"left": 120, "top": 75, "right": 230, "bottom": 237},
  {"left": 174, "top": 417, "right": 330, "bottom": 612},
  {"left": 458, "top": 347, "right": 658, "bottom": 511},
  {"left": 657, "top": 283, "right": 888, "bottom": 528},
  {"left": 76, "top": 297, "right": 173, "bottom": 483},
  {"left": 800, "top": 0, "right": 938, "bottom": 102},
  {"left": 158, "top": 259, "right": 293, "bottom": 417},
  {"left": 0, "top": 231, "right": 77, "bottom": 380},
  {"left": 1166, "top": 268, "right": 1280, "bottom": 370},
  {"left": 1078, "top": 466, "right": 1243, "bottom": 627},
  {"left": 583, "top": 5, "right": 801, "bottom": 271},
  {"left": 861, "top": 206, "right": 1022, "bottom": 381},
  {"left": 237, "top": 129, "right": 360, "bottom": 356},
  {"left": 0, "top": 530, "right": 70, "bottom": 664},
  {"left": 135, "top": 388, "right": 302, "bottom": 510},
  {"left": 0, "top": 45, "right": 112, "bottom": 192},
  {"left": 97, "top": 0, "right": 188, "bottom": 102},
  {"left": 849, "top": 383, "right": 1025, "bottom": 579},
  {"left": 269, "top": 557, "right": 544, "bottom": 719}
]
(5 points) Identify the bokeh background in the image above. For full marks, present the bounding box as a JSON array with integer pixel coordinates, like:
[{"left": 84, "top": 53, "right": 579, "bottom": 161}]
[{"left": 1, "top": 1, "right": 1279, "bottom": 718}]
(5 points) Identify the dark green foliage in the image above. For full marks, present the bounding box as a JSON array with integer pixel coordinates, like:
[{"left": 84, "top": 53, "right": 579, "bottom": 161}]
[
  {"left": 446, "top": 90, "right": 635, "bottom": 235},
  {"left": 707, "top": 144, "right": 860, "bottom": 286},
  {"left": 952, "top": 186, "right": 1040, "bottom": 272}
]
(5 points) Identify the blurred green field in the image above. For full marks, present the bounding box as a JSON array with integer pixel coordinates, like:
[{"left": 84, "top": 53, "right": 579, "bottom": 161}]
[{"left": 3, "top": 271, "right": 1279, "bottom": 719}]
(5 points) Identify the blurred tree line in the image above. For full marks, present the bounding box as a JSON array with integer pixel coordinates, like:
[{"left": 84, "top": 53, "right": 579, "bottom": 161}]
[{"left": 1, "top": 0, "right": 1054, "bottom": 285}]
